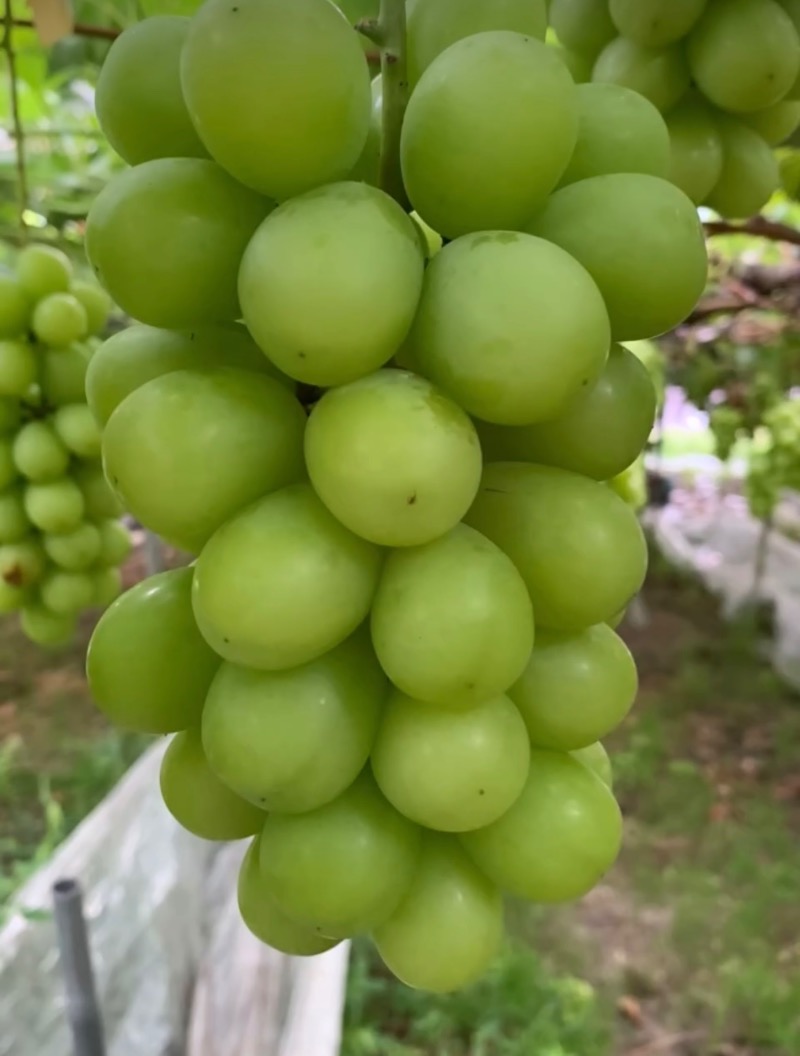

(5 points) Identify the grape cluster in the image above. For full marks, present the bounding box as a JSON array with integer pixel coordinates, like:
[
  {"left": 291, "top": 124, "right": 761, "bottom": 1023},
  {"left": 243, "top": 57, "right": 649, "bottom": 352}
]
[
  {"left": 746, "top": 397, "right": 800, "bottom": 519},
  {"left": 549, "top": 0, "right": 800, "bottom": 217},
  {"left": 0, "top": 244, "right": 130, "bottom": 646},
  {"left": 83, "top": 0, "right": 707, "bottom": 993}
]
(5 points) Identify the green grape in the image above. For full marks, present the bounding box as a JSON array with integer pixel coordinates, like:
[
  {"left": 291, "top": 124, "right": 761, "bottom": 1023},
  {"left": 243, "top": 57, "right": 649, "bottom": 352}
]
[
  {"left": 0, "top": 490, "right": 31, "bottom": 543},
  {"left": 40, "top": 346, "right": 88, "bottom": 407},
  {"left": 52, "top": 405, "right": 100, "bottom": 459},
  {"left": 550, "top": 0, "right": 616, "bottom": 57},
  {"left": 461, "top": 749, "right": 622, "bottom": 901},
  {"left": 465, "top": 463, "right": 648, "bottom": 630},
  {"left": 592, "top": 37, "right": 690, "bottom": 112},
  {"left": 528, "top": 174, "right": 708, "bottom": 340},
  {"left": 73, "top": 463, "right": 123, "bottom": 520},
  {"left": 96, "top": 520, "right": 132, "bottom": 567},
  {"left": 239, "top": 183, "right": 424, "bottom": 386},
  {"left": 371, "top": 525, "right": 534, "bottom": 706},
  {"left": 87, "top": 567, "right": 221, "bottom": 734},
  {"left": 0, "top": 579, "right": 25, "bottom": 613},
  {"left": 477, "top": 344, "right": 656, "bottom": 481},
  {"left": 374, "top": 835, "right": 504, "bottom": 994},
  {"left": 348, "top": 75, "right": 383, "bottom": 186},
  {"left": 31, "top": 293, "right": 88, "bottom": 348},
  {"left": 0, "top": 539, "right": 46, "bottom": 589},
  {"left": 87, "top": 324, "right": 289, "bottom": 427},
  {"left": 411, "top": 233, "right": 610, "bottom": 425},
  {"left": 400, "top": 32, "right": 578, "bottom": 238},
  {"left": 160, "top": 729, "right": 265, "bottom": 842},
  {"left": 571, "top": 742, "right": 613, "bottom": 789},
  {"left": 0, "top": 437, "right": 15, "bottom": 489},
  {"left": 608, "top": 457, "right": 648, "bottom": 511},
  {"left": 553, "top": 44, "right": 596, "bottom": 83},
  {"left": 666, "top": 96, "right": 724, "bottom": 204},
  {"left": 24, "top": 479, "right": 85, "bottom": 534},
  {"left": 509, "top": 625, "right": 638, "bottom": 751},
  {"left": 102, "top": 368, "right": 306, "bottom": 553},
  {"left": 43, "top": 523, "right": 102, "bottom": 571},
  {"left": 0, "top": 340, "right": 36, "bottom": 398},
  {"left": 407, "top": 0, "right": 547, "bottom": 85},
  {"left": 21, "top": 602, "right": 76, "bottom": 647},
  {"left": 779, "top": 0, "right": 800, "bottom": 97},
  {"left": 16, "top": 245, "right": 72, "bottom": 301},
  {"left": 372, "top": 691, "right": 530, "bottom": 832},
  {"left": 203, "top": 631, "right": 386, "bottom": 813},
  {"left": 0, "top": 398, "right": 21, "bottom": 434},
  {"left": 609, "top": 0, "right": 706, "bottom": 47},
  {"left": 559, "top": 83, "right": 671, "bottom": 186},
  {"left": 238, "top": 838, "right": 340, "bottom": 957},
  {"left": 91, "top": 566, "right": 123, "bottom": 607},
  {"left": 305, "top": 371, "right": 482, "bottom": 547},
  {"left": 181, "top": 0, "right": 372, "bottom": 200},
  {"left": 688, "top": 0, "right": 800, "bottom": 113},
  {"left": 742, "top": 100, "right": 800, "bottom": 145},
  {"left": 0, "top": 274, "right": 31, "bottom": 338},
  {"left": 258, "top": 772, "right": 422, "bottom": 939},
  {"left": 12, "top": 422, "right": 69, "bottom": 482},
  {"left": 95, "top": 17, "right": 208, "bottom": 165},
  {"left": 85, "top": 158, "right": 270, "bottom": 329},
  {"left": 41, "top": 570, "right": 95, "bottom": 615},
  {"left": 706, "top": 117, "right": 780, "bottom": 218},
  {"left": 69, "top": 281, "right": 111, "bottom": 336},
  {"left": 192, "top": 484, "right": 382, "bottom": 670}
]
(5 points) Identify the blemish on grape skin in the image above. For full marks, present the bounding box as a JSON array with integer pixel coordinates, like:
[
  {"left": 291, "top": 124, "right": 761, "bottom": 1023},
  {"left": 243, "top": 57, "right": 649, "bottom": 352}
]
[{"left": 407, "top": 493, "right": 417, "bottom": 506}]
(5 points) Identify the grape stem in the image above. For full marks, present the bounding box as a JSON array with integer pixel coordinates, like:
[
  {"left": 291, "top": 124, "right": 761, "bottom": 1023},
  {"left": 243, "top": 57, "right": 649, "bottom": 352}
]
[
  {"left": 3, "top": 2, "right": 29, "bottom": 245},
  {"left": 375, "top": 0, "right": 411, "bottom": 209},
  {"left": 9, "top": 17, "right": 119, "bottom": 41}
]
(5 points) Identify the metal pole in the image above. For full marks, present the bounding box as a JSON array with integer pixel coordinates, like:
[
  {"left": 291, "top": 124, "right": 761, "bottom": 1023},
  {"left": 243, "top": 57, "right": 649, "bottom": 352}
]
[{"left": 52, "top": 878, "right": 107, "bottom": 1056}]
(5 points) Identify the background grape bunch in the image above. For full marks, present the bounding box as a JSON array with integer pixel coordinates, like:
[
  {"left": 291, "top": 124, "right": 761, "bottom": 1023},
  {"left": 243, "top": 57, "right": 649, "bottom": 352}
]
[
  {"left": 82, "top": 0, "right": 712, "bottom": 993},
  {"left": 0, "top": 243, "right": 130, "bottom": 647},
  {"left": 548, "top": 0, "right": 800, "bottom": 217}
]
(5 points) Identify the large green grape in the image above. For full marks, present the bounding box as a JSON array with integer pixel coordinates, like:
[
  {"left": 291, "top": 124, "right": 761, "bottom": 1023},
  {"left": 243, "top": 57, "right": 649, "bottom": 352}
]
[
  {"left": 465, "top": 463, "right": 648, "bottom": 630},
  {"left": 102, "top": 368, "right": 305, "bottom": 553},
  {"left": 666, "top": 96, "right": 724, "bottom": 204},
  {"left": 706, "top": 117, "right": 780, "bottom": 218},
  {"left": 461, "top": 750, "right": 622, "bottom": 902},
  {"left": 41, "top": 570, "right": 94, "bottom": 614},
  {"left": 550, "top": 0, "right": 616, "bottom": 58},
  {"left": 401, "top": 32, "right": 578, "bottom": 238},
  {"left": 407, "top": 0, "right": 547, "bottom": 85},
  {"left": 258, "top": 772, "right": 422, "bottom": 939},
  {"left": 374, "top": 835, "right": 504, "bottom": 994},
  {"left": 528, "top": 174, "right": 708, "bottom": 340},
  {"left": 239, "top": 183, "right": 424, "bottom": 386},
  {"left": 24, "top": 479, "right": 84, "bottom": 534},
  {"left": 160, "top": 729, "right": 265, "bottom": 841},
  {"left": 238, "top": 839, "right": 340, "bottom": 956},
  {"left": 688, "top": 0, "right": 800, "bottom": 114},
  {"left": 87, "top": 567, "right": 221, "bottom": 734},
  {"left": 192, "top": 484, "right": 382, "bottom": 671},
  {"left": 510, "top": 624, "right": 638, "bottom": 750},
  {"left": 477, "top": 344, "right": 657, "bottom": 480},
  {"left": 13, "top": 422, "right": 69, "bottom": 482},
  {"left": 181, "top": 0, "right": 371, "bottom": 200},
  {"left": 0, "top": 274, "right": 30, "bottom": 338},
  {"left": 85, "top": 159, "right": 269, "bottom": 329},
  {"left": 572, "top": 741, "right": 613, "bottom": 789},
  {"left": 16, "top": 245, "right": 71, "bottom": 302},
  {"left": 411, "top": 233, "right": 610, "bottom": 425},
  {"left": 559, "top": 83, "right": 670, "bottom": 186},
  {"left": 87, "top": 323, "right": 288, "bottom": 426},
  {"left": 609, "top": 0, "right": 706, "bottom": 47},
  {"left": 305, "top": 371, "right": 482, "bottom": 547},
  {"left": 742, "top": 99, "right": 800, "bottom": 145},
  {"left": 372, "top": 691, "right": 530, "bottom": 832},
  {"left": 95, "top": 17, "right": 208, "bottom": 165},
  {"left": 592, "top": 37, "right": 690, "bottom": 112},
  {"left": 31, "top": 293, "right": 88, "bottom": 348},
  {"left": 370, "top": 525, "right": 534, "bottom": 706},
  {"left": 202, "top": 631, "right": 387, "bottom": 813},
  {"left": 0, "top": 341, "right": 36, "bottom": 398}
]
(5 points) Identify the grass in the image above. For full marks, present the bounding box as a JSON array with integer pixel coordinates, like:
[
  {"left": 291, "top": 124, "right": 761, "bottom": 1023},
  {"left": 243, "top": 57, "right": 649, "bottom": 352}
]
[{"left": 344, "top": 553, "right": 800, "bottom": 1056}]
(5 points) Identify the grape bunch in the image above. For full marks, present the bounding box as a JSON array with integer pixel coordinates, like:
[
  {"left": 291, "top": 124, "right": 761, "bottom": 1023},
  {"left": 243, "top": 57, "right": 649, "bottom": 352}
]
[
  {"left": 549, "top": 0, "right": 800, "bottom": 217},
  {"left": 83, "top": 0, "right": 707, "bottom": 993},
  {"left": 0, "top": 244, "right": 130, "bottom": 647},
  {"left": 746, "top": 397, "right": 800, "bottom": 519}
]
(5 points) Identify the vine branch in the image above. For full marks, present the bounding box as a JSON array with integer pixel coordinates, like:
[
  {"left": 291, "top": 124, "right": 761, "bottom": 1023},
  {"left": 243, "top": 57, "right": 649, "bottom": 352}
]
[
  {"left": 704, "top": 215, "right": 800, "bottom": 248},
  {"left": 3, "top": 2, "right": 29, "bottom": 244},
  {"left": 376, "top": 0, "right": 410, "bottom": 209},
  {"left": 10, "top": 17, "right": 119, "bottom": 41}
]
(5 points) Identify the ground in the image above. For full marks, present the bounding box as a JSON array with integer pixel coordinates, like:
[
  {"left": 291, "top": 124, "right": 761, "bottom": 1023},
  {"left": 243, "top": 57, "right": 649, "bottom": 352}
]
[{"left": 1, "top": 544, "right": 799, "bottom": 1053}]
